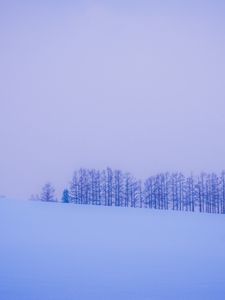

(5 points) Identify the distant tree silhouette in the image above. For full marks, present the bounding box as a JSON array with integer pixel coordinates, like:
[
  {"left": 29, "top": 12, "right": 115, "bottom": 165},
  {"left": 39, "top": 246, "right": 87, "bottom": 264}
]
[
  {"left": 62, "top": 189, "right": 69, "bottom": 203},
  {"left": 33, "top": 169, "right": 225, "bottom": 214},
  {"left": 40, "top": 183, "right": 56, "bottom": 202}
]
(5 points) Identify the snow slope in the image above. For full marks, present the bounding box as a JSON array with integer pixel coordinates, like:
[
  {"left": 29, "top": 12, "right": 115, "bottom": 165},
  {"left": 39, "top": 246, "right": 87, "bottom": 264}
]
[{"left": 0, "top": 199, "right": 225, "bottom": 300}]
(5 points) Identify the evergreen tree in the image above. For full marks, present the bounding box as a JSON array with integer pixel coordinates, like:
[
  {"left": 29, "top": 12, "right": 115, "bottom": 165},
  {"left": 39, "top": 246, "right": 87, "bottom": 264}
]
[{"left": 62, "top": 189, "right": 69, "bottom": 203}]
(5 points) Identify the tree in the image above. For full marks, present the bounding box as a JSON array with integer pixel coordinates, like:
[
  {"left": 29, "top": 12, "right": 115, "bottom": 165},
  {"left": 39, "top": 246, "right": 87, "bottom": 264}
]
[
  {"left": 70, "top": 172, "right": 79, "bottom": 204},
  {"left": 100, "top": 169, "right": 108, "bottom": 206},
  {"left": 114, "top": 169, "right": 124, "bottom": 207},
  {"left": 106, "top": 167, "right": 113, "bottom": 206},
  {"left": 124, "top": 172, "right": 133, "bottom": 207},
  {"left": 40, "top": 183, "right": 56, "bottom": 202},
  {"left": 220, "top": 171, "right": 225, "bottom": 214},
  {"left": 62, "top": 189, "right": 70, "bottom": 203}
]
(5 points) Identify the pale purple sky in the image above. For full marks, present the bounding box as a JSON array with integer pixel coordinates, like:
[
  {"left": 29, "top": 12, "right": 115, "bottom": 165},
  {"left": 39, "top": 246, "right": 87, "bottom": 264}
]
[{"left": 1, "top": 1, "right": 225, "bottom": 199}]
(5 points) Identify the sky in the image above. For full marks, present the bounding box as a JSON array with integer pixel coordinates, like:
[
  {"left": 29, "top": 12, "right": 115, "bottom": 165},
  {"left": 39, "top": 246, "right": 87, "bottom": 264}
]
[{"left": 1, "top": 0, "right": 225, "bottom": 199}]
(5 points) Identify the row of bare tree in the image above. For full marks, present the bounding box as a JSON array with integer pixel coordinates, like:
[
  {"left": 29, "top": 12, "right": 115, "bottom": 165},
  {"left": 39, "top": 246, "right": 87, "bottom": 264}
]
[{"left": 36, "top": 168, "right": 225, "bottom": 214}]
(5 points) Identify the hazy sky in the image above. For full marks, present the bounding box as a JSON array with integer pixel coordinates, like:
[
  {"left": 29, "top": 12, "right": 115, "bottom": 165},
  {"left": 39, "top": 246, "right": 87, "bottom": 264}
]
[{"left": 1, "top": 0, "right": 225, "bottom": 199}]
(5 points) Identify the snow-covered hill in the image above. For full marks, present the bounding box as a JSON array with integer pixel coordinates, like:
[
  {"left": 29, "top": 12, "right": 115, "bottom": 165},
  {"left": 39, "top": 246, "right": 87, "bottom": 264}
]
[{"left": 0, "top": 199, "right": 225, "bottom": 300}]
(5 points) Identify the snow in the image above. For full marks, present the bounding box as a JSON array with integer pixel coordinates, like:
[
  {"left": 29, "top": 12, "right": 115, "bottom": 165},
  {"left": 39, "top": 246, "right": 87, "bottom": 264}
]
[{"left": 0, "top": 199, "right": 225, "bottom": 300}]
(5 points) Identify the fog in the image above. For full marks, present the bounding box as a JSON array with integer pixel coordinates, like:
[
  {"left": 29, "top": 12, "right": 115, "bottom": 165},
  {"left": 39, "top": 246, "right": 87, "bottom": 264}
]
[{"left": 1, "top": 0, "right": 225, "bottom": 199}]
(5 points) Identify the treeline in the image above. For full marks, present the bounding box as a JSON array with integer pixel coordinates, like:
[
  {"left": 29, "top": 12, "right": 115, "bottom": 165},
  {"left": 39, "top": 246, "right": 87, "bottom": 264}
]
[{"left": 36, "top": 168, "right": 225, "bottom": 214}]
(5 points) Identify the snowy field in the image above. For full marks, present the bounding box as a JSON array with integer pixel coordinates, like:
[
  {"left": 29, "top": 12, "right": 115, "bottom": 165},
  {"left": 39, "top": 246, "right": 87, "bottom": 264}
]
[{"left": 0, "top": 199, "right": 225, "bottom": 300}]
